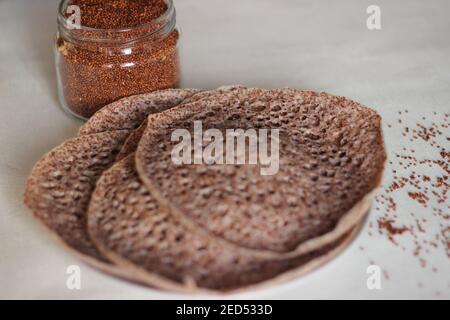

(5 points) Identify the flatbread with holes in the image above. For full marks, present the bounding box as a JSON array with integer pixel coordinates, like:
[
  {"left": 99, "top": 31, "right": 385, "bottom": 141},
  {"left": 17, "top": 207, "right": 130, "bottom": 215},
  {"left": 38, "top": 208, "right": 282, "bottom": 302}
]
[
  {"left": 24, "top": 131, "right": 130, "bottom": 275},
  {"left": 115, "top": 85, "right": 246, "bottom": 160},
  {"left": 79, "top": 86, "right": 246, "bottom": 136},
  {"left": 88, "top": 155, "right": 361, "bottom": 292},
  {"left": 78, "top": 89, "right": 202, "bottom": 135},
  {"left": 136, "top": 88, "right": 386, "bottom": 256},
  {"left": 23, "top": 87, "right": 247, "bottom": 277}
]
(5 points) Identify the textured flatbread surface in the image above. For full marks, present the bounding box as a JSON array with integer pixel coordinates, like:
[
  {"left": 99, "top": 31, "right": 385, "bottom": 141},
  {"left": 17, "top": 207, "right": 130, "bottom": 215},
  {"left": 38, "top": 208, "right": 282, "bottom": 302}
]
[
  {"left": 78, "top": 89, "right": 201, "bottom": 136},
  {"left": 116, "top": 120, "right": 149, "bottom": 162},
  {"left": 22, "top": 87, "right": 208, "bottom": 278},
  {"left": 136, "top": 88, "right": 386, "bottom": 254},
  {"left": 88, "top": 155, "right": 360, "bottom": 292},
  {"left": 115, "top": 85, "right": 247, "bottom": 161},
  {"left": 24, "top": 131, "right": 129, "bottom": 260},
  {"left": 23, "top": 86, "right": 385, "bottom": 293},
  {"left": 23, "top": 86, "right": 245, "bottom": 261}
]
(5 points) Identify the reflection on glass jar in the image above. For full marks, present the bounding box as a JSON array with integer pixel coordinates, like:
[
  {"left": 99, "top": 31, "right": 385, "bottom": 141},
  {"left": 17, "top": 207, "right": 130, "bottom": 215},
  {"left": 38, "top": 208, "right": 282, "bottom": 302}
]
[{"left": 55, "top": 0, "right": 180, "bottom": 119}]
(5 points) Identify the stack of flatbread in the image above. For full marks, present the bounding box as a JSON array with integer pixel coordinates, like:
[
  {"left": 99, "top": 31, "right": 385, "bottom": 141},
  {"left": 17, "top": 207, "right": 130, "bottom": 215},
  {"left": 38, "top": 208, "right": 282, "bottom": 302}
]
[{"left": 24, "top": 86, "right": 386, "bottom": 293}]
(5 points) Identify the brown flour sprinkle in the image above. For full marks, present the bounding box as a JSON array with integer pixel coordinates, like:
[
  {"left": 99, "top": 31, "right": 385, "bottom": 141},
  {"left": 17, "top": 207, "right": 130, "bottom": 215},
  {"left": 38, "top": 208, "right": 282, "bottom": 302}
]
[
  {"left": 56, "top": 0, "right": 180, "bottom": 119},
  {"left": 370, "top": 111, "right": 449, "bottom": 271}
]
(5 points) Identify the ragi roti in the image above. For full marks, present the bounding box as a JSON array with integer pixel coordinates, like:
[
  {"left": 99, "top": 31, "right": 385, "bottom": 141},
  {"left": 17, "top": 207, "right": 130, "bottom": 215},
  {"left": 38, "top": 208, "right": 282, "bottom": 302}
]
[
  {"left": 115, "top": 85, "right": 247, "bottom": 161},
  {"left": 79, "top": 86, "right": 245, "bottom": 136},
  {"left": 23, "top": 87, "right": 247, "bottom": 273},
  {"left": 79, "top": 89, "right": 202, "bottom": 136},
  {"left": 135, "top": 88, "right": 386, "bottom": 255},
  {"left": 88, "top": 155, "right": 359, "bottom": 292},
  {"left": 24, "top": 131, "right": 129, "bottom": 269}
]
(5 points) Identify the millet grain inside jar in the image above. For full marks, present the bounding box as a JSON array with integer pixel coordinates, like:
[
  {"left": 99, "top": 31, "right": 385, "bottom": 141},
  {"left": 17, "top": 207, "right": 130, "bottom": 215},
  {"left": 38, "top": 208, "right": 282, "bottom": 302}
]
[{"left": 55, "top": 0, "right": 180, "bottom": 119}]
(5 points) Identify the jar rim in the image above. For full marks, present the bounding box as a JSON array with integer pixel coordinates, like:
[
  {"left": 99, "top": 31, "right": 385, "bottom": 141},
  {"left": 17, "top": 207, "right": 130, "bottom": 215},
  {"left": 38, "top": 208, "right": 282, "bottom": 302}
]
[{"left": 57, "top": 0, "right": 175, "bottom": 43}]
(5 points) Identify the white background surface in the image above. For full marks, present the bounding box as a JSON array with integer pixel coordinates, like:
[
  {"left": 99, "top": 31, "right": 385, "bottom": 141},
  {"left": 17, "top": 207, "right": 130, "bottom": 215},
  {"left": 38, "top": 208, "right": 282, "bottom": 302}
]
[{"left": 0, "top": 0, "right": 449, "bottom": 299}]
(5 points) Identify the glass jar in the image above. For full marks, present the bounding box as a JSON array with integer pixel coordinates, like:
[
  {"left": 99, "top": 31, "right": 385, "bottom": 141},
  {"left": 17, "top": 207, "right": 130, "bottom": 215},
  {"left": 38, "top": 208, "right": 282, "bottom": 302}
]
[{"left": 55, "top": 0, "right": 181, "bottom": 120}]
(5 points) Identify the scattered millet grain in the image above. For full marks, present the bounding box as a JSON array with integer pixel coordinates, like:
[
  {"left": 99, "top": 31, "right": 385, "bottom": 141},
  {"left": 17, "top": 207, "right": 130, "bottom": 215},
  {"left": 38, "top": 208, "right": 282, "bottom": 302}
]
[{"left": 369, "top": 110, "right": 449, "bottom": 271}]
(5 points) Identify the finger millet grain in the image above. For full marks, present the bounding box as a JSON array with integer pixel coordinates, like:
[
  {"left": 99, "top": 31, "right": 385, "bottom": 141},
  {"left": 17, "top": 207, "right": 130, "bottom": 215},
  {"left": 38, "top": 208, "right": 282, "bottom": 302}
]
[
  {"left": 56, "top": 0, "right": 180, "bottom": 119},
  {"left": 369, "top": 111, "right": 449, "bottom": 270}
]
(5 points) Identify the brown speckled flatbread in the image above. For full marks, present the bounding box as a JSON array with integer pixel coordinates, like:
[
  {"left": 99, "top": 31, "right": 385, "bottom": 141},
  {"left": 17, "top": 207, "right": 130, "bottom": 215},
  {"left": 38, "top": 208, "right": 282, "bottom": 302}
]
[
  {"left": 24, "top": 85, "right": 384, "bottom": 293},
  {"left": 23, "top": 87, "right": 242, "bottom": 263},
  {"left": 78, "top": 89, "right": 202, "bottom": 136},
  {"left": 115, "top": 85, "right": 247, "bottom": 161},
  {"left": 88, "top": 155, "right": 360, "bottom": 292},
  {"left": 179, "top": 85, "right": 246, "bottom": 105},
  {"left": 24, "top": 131, "right": 129, "bottom": 265},
  {"left": 23, "top": 86, "right": 246, "bottom": 272},
  {"left": 136, "top": 88, "right": 386, "bottom": 255}
]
